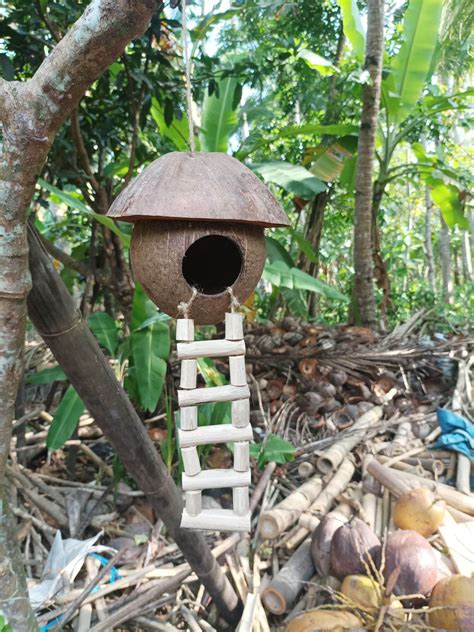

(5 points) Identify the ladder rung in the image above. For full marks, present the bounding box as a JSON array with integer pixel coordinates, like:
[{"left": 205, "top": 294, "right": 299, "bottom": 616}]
[
  {"left": 177, "top": 339, "right": 245, "bottom": 360},
  {"left": 182, "top": 468, "right": 250, "bottom": 491},
  {"left": 178, "top": 384, "right": 249, "bottom": 407},
  {"left": 181, "top": 508, "right": 250, "bottom": 532},
  {"left": 178, "top": 424, "right": 252, "bottom": 448}
]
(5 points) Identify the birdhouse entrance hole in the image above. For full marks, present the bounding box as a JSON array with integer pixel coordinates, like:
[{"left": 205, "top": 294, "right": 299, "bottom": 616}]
[{"left": 182, "top": 235, "right": 242, "bottom": 295}]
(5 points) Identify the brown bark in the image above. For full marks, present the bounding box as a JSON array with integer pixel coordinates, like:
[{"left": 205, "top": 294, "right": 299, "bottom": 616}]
[
  {"left": 424, "top": 187, "right": 436, "bottom": 292},
  {"left": 352, "top": 0, "right": 384, "bottom": 328},
  {"left": 0, "top": 1, "right": 164, "bottom": 625},
  {"left": 439, "top": 211, "right": 453, "bottom": 303},
  {"left": 26, "top": 224, "right": 241, "bottom": 624}
]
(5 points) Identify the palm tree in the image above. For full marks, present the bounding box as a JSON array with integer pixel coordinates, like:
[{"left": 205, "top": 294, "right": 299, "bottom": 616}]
[{"left": 352, "top": 0, "right": 384, "bottom": 328}]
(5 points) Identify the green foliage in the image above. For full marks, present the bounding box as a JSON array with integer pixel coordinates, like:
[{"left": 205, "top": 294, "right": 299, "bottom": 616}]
[
  {"left": 26, "top": 366, "right": 66, "bottom": 384},
  {"left": 47, "top": 386, "right": 85, "bottom": 451},
  {"left": 264, "top": 261, "right": 348, "bottom": 302},
  {"left": 0, "top": 614, "right": 13, "bottom": 632},
  {"left": 428, "top": 179, "right": 468, "bottom": 229},
  {"left": 336, "top": 0, "right": 366, "bottom": 59},
  {"left": 297, "top": 49, "right": 339, "bottom": 76},
  {"left": 37, "top": 179, "right": 130, "bottom": 246},
  {"left": 131, "top": 321, "right": 169, "bottom": 413},
  {"left": 200, "top": 77, "right": 240, "bottom": 152},
  {"left": 389, "top": 0, "right": 444, "bottom": 122},
  {"left": 87, "top": 313, "right": 119, "bottom": 356},
  {"left": 150, "top": 98, "right": 193, "bottom": 152},
  {"left": 250, "top": 434, "right": 295, "bottom": 469},
  {"left": 252, "top": 161, "right": 326, "bottom": 198}
]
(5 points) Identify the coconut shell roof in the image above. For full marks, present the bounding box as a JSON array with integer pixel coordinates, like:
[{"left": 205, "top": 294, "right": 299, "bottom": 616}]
[{"left": 107, "top": 151, "right": 290, "bottom": 228}]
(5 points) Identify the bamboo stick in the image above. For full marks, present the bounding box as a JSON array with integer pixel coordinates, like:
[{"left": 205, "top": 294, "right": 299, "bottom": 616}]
[
  {"left": 181, "top": 509, "right": 250, "bottom": 532},
  {"left": 177, "top": 339, "right": 245, "bottom": 360},
  {"left": 391, "top": 421, "right": 412, "bottom": 453},
  {"left": 176, "top": 319, "right": 194, "bottom": 341},
  {"left": 185, "top": 492, "right": 202, "bottom": 517},
  {"left": 456, "top": 454, "right": 471, "bottom": 495},
  {"left": 178, "top": 384, "right": 249, "bottom": 407},
  {"left": 317, "top": 406, "right": 383, "bottom": 473},
  {"left": 301, "top": 458, "right": 355, "bottom": 519},
  {"left": 367, "top": 457, "right": 474, "bottom": 515},
  {"left": 237, "top": 593, "right": 257, "bottom": 632},
  {"left": 181, "top": 447, "right": 201, "bottom": 476},
  {"left": 259, "top": 474, "right": 323, "bottom": 540},
  {"left": 180, "top": 359, "right": 197, "bottom": 389},
  {"left": 261, "top": 541, "right": 315, "bottom": 614},
  {"left": 229, "top": 356, "right": 247, "bottom": 386},
  {"left": 297, "top": 462, "right": 315, "bottom": 478},
  {"left": 178, "top": 424, "right": 252, "bottom": 448},
  {"left": 233, "top": 487, "right": 250, "bottom": 516},
  {"left": 179, "top": 407, "right": 198, "bottom": 430},
  {"left": 299, "top": 500, "right": 352, "bottom": 533},
  {"left": 225, "top": 313, "right": 244, "bottom": 340},
  {"left": 232, "top": 399, "right": 250, "bottom": 428},
  {"left": 234, "top": 442, "right": 249, "bottom": 472},
  {"left": 182, "top": 469, "right": 251, "bottom": 492},
  {"left": 361, "top": 493, "right": 378, "bottom": 531}
]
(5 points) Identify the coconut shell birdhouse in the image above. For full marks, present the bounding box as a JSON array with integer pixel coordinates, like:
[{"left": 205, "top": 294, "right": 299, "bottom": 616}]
[
  {"left": 107, "top": 151, "right": 289, "bottom": 325},
  {"left": 107, "top": 151, "right": 288, "bottom": 532}
]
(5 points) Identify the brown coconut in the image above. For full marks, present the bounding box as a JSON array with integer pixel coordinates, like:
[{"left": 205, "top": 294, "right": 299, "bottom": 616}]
[
  {"left": 393, "top": 487, "right": 445, "bottom": 537},
  {"left": 429, "top": 575, "right": 474, "bottom": 631},
  {"left": 330, "top": 518, "right": 381, "bottom": 580},
  {"left": 286, "top": 609, "right": 362, "bottom": 632},
  {"left": 384, "top": 529, "right": 438, "bottom": 599},
  {"left": 131, "top": 220, "right": 266, "bottom": 324}
]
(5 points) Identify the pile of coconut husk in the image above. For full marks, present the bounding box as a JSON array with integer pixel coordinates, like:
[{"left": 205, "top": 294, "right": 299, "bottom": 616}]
[{"left": 10, "top": 310, "right": 473, "bottom": 630}]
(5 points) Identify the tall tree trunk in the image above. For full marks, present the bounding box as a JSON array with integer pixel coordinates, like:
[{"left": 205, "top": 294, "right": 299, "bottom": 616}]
[
  {"left": 424, "top": 187, "right": 436, "bottom": 293},
  {"left": 461, "top": 226, "right": 473, "bottom": 283},
  {"left": 439, "top": 211, "right": 453, "bottom": 304},
  {"left": 351, "top": 0, "right": 384, "bottom": 328},
  {"left": 27, "top": 225, "right": 241, "bottom": 624},
  {"left": 0, "top": 1, "right": 162, "bottom": 624}
]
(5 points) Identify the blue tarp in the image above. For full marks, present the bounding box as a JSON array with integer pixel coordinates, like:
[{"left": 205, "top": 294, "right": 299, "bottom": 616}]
[{"left": 434, "top": 407, "right": 474, "bottom": 460}]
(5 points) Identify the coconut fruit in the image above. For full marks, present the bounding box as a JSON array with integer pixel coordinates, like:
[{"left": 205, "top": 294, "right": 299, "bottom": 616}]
[
  {"left": 393, "top": 487, "right": 445, "bottom": 537},
  {"left": 330, "top": 518, "right": 381, "bottom": 580},
  {"left": 286, "top": 609, "right": 362, "bottom": 631},
  {"left": 429, "top": 575, "right": 474, "bottom": 631},
  {"left": 341, "top": 574, "right": 380, "bottom": 609},
  {"left": 384, "top": 529, "right": 438, "bottom": 599}
]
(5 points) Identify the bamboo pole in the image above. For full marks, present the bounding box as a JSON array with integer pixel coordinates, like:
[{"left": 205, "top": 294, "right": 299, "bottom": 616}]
[
  {"left": 259, "top": 474, "right": 323, "bottom": 540},
  {"left": 317, "top": 406, "right": 383, "bottom": 473},
  {"left": 26, "top": 226, "right": 241, "bottom": 624},
  {"left": 301, "top": 458, "right": 355, "bottom": 520},
  {"left": 261, "top": 540, "right": 315, "bottom": 614},
  {"left": 456, "top": 454, "right": 471, "bottom": 496},
  {"left": 367, "top": 457, "right": 474, "bottom": 515}
]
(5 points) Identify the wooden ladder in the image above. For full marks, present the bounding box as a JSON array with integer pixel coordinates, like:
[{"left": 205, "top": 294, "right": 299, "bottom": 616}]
[{"left": 176, "top": 313, "right": 252, "bottom": 531}]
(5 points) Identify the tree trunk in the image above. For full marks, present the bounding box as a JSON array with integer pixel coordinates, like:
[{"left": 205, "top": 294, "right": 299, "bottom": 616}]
[
  {"left": 439, "top": 211, "right": 453, "bottom": 304},
  {"left": 424, "top": 187, "right": 436, "bottom": 293},
  {"left": 461, "top": 226, "right": 473, "bottom": 283},
  {"left": 26, "top": 225, "right": 241, "bottom": 624},
  {"left": 0, "top": 1, "right": 170, "bottom": 624},
  {"left": 351, "top": 0, "right": 384, "bottom": 328}
]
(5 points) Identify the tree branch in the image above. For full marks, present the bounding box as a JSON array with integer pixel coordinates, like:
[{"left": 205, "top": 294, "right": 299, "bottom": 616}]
[
  {"left": 26, "top": 0, "right": 158, "bottom": 138},
  {"left": 37, "top": 231, "right": 112, "bottom": 287}
]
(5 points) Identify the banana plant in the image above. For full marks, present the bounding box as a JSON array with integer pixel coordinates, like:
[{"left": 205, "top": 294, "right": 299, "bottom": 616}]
[{"left": 336, "top": 0, "right": 470, "bottom": 228}]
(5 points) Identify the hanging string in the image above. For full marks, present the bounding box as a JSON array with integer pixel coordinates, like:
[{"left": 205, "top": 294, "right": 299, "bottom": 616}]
[
  {"left": 177, "top": 286, "right": 198, "bottom": 318},
  {"left": 226, "top": 286, "right": 241, "bottom": 313},
  {"left": 181, "top": 0, "right": 196, "bottom": 154}
]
